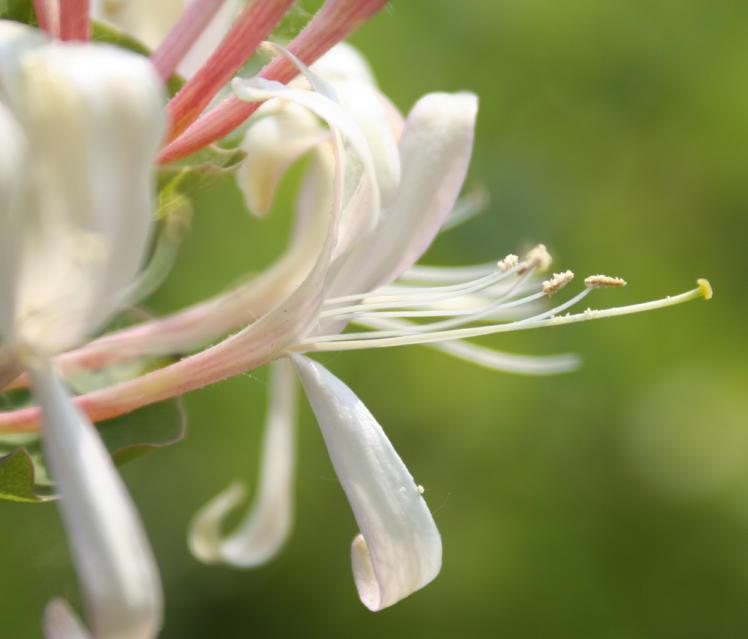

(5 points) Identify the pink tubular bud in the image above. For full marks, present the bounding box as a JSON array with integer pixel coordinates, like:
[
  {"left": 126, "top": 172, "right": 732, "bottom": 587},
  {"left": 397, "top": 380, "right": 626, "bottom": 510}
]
[
  {"left": 150, "top": 0, "right": 228, "bottom": 81},
  {"left": 58, "top": 0, "right": 90, "bottom": 41},
  {"left": 165, "top": 0, "right": 295, "bottom": 140},
  {"left": 158, "top": 0, "right": 389, "bottom": 164}
]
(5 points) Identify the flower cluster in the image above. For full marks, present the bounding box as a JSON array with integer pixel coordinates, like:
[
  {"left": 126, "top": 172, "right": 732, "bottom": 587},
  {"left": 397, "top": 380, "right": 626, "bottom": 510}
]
[{"left": 0, "top": 1, "right": 710, "bottom": 637}]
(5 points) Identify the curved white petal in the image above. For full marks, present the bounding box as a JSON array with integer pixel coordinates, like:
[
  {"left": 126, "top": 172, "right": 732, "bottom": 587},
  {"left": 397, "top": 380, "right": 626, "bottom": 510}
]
[
  {"left": 1, "top": 41, "right": 165, "bottom": 354},
  {"left": 44, "top": 599, "right": 91, "bottom": 639},
  {"left": 30, "top": 365, "right": 162, "bottom": 639},
  {"left": 330, "top": 92, "right": 478, "bottom": 298},
  {"left": 292, "top": 355, "right": 441, "bottom": 611},
  {"left": 189, "top": 359, "right": 297, "bottom": 567},
  {"left": 236, "top": 103, "right": 328, "bottom": 216},
  {"left": 232, "top": 76, "right": 380, "bottom": 258}
]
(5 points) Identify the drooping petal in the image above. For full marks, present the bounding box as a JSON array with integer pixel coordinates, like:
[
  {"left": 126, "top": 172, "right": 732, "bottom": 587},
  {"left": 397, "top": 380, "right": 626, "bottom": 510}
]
[
  {"left": 44, "top": 599, "right": 91, "bottom": 639},
  {"left": 292, "top": 355, "right": 441, "bottom": 611},
  {"left": 329, "top": 92, "right": 478, "bottom": 298},
  {"left": 189, "top": 359, "right": 297, "bottom": 567},
  {"left": 0, "top": 40, "right": 166, "bottom": 353},
  {"left": 29, "top": 364, "right": 162, "bottom": 639}
]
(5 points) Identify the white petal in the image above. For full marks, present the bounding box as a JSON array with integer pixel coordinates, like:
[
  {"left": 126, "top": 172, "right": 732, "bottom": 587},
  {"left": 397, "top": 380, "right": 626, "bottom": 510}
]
[
  {"left": 292, "top": 355, "right": 441, "bottom": 611},
  {"left": 236, "top": 103, "right": 328, "bottom": 216},
  {"left": 189, "top": 359, "right": 297, "bottom": 567},
  {"left": 30, "top": 365, "right": 162, "bottom": 639},
  {"left": 0, "top": 100, "right": 26, "bottom": 338},
  {"left": 310, "top": 42, "right": 377, "bottom": 87},
  {"left": 44, "top": 599, "right": 91, "bottom": 639},
  {"left": 330, "top": 92, "right": 478, "bottom": 297},
  {"left": 1, "top": 41, "right": 166, "bottom": 353},
  {"left": 232, "top": 76, "right": 380, "bottom": 256}
]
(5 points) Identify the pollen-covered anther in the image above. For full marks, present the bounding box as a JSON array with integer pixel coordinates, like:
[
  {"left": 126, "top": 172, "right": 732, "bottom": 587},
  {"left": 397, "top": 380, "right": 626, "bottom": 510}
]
[
  {"left": 497, "top": 254, "right": 519, "bottom": 272},
  {"left": 584, "top": 274, "right": 627, "bottom": 289},
  {"left": 542, "top": 270, "right": 575, "bottom": 296},
  {"left": 517, "top": 244, "right": 552, "bottom": 274}
]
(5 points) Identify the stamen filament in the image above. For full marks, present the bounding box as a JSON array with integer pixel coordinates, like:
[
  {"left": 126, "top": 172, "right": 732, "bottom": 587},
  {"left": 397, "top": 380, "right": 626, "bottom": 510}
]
[
  {"left": 295, "top": 282, "right": 710, "bottom": 351},
  {"left": 313, "top": 287, "right": 589, "bottom": 342},
  {"left": 320, "top": 267, "right": 523, "bottom": 317}
]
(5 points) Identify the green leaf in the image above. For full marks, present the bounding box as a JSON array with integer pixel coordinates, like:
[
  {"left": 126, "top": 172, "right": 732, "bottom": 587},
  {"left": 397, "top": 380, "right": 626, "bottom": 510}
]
[
  {"left": 0, "top": 0, "right": 37, "bottom": 25},
  {"left": 98, "top": 399, "right": 187, "bottom": 465},
  {"left": 0, "top": 448, "right": 51, "bottom": 502}
]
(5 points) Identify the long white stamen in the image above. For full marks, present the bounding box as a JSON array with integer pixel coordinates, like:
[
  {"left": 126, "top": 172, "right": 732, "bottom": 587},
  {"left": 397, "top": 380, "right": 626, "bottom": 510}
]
[
  {"left": 346, "top": 289, "right": 547, "bottom": 321},
  {"left": 294, "top": 281, "right": 710, "bottom": 351},
  {"left": 400, "top": 263, "right": 498, "bottom": 284},
  {"left": 320, "top": 266, "right": 522, "bottom": 317},
  {"left": 313, "top": 286, "right": 589, "bottom": 343}
]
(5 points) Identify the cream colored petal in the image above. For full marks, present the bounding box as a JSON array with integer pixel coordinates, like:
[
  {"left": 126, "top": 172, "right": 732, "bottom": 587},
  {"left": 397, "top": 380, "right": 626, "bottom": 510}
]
[
  {"left": 30, "top": 365, "right": 162, "bottom": 639},
  {"left": 0, "top": 101, "right": 26, "bottom": 340},
  {"left": 236, "top": 102, "right": 328, "bottom": 216},
  {"left": 329, "top": 92, "right": 478, "bottom": 299},
  {"left": 1, "top": 42, "right": 165, "bottom": 353},
  {"left": 189, "top": 359, "right": 297, "bottom": 567},
  {"left": 293, "top": 355, "right": 441, "bottom": 611},
  {"left": 310, "top": 42, "right": 377, "bottom": 86}
]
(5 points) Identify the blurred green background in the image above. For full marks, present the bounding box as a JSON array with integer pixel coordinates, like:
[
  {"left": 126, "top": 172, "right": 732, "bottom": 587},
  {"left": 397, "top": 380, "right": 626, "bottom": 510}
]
[{"left": 2, "top": 0, "right": 748, "bottom": 637}]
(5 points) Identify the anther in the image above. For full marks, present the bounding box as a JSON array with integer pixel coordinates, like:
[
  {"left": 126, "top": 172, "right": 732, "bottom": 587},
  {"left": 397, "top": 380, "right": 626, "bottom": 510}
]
[
  {"left": 518, "top": 244, "right": 552, "bottom": 274},
  {"left": 497, "top": 254, "right": 519, "bottom": 272},
  {"left": 584, "top": 274, "right": 627, "bottom": 289},
  {"left": 542, "top": 270, "right": 574, "bottom": 296}
]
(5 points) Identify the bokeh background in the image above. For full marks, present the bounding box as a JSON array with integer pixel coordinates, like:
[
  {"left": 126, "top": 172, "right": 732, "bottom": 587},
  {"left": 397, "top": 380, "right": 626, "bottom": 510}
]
[{"left": 2, "top": 0, "right": 747, "bottom": 637}]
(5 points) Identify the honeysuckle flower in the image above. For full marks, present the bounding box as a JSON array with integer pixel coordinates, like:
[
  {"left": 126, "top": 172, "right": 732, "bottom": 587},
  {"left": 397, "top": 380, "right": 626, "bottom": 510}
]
[
  {"left": 0, "top": 4, "right": 711, "bottom": 621},
  {"left": 0, "top": 20, "right": 166, "bottom": 638}
]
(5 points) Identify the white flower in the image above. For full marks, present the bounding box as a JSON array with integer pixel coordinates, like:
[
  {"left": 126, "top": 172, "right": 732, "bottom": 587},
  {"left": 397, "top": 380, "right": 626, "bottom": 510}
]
[
  {"left": 184, "top": 42, "right": 710, "bottom": 611},
  {"left": 0, "top": 21, "right": 166, "bottom": 638},
  {"left": 190, "top": 43, "right": 468, "bottom": 610}
]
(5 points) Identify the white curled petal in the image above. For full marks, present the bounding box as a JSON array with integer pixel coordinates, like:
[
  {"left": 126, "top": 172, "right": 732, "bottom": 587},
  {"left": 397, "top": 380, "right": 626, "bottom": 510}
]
[
  {"left": 3, "top": 43, "right": 165, "bottom": 353},
  {"left": 237, "top": 103, "right": 328, "bottom": 216},
  {"left": 330, "top": 92, "right": 478, "bottom": 297},
  {"left": 333, "top": 80, "right": 401, "bottom": 207},
  {"left": 44, "top": 599, "right": 91, "bottom": 639},
  {"left": 232, "top": 76, "right": 380, "bottom": 251},
  {"left": 30, "top": 365, "right": 162, "bottom": 639},
  {"left": 189, "top": 359, "right": 297, "bottom": 567},
  {"left": 292, "top": 355, "right": 441, "bottom": 611}
]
